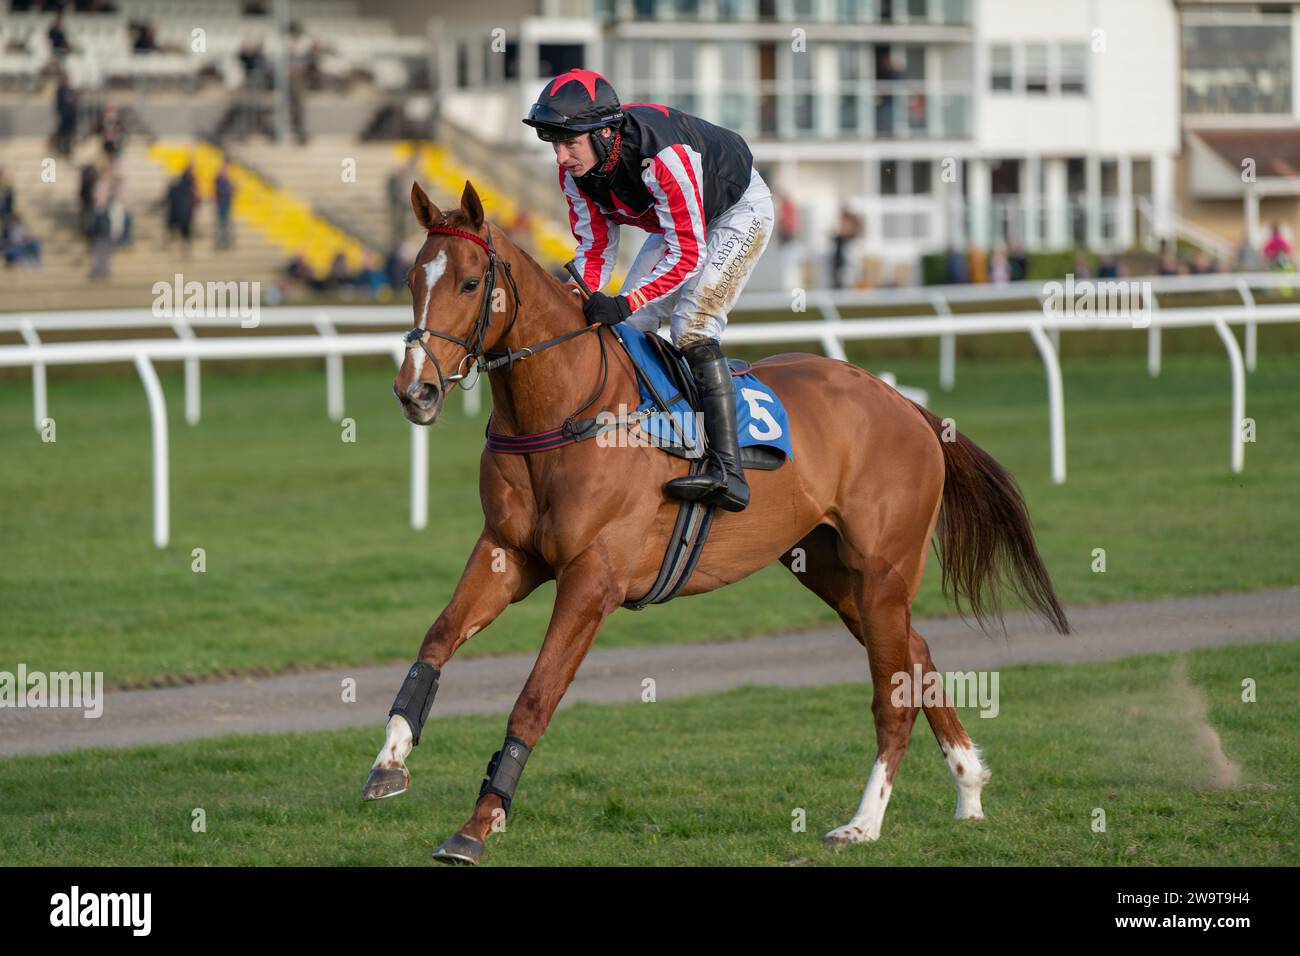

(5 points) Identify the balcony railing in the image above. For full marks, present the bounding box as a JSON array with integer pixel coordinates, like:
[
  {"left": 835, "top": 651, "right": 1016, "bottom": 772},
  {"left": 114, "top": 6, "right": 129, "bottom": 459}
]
[
  {"left": 597, "top": 0, "right": 970, "bottom": 26},
  {"left": 628, "top": 82, "right": 971, "bottom": 140}
]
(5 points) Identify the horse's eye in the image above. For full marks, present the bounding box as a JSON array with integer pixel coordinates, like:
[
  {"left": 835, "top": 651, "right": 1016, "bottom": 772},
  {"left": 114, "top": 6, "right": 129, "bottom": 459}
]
[{"left": 461, "top": 278, "right": 480, "bottom": 293}]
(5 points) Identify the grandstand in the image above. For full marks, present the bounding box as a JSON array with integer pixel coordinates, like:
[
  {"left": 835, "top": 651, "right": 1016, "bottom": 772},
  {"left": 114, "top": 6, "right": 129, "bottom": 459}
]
[{"left": 0, "top": 0, "right": 582, "bottom": 312}]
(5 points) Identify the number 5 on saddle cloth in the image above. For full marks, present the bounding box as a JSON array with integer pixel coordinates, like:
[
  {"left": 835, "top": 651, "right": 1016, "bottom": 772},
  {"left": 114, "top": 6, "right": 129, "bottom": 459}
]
[{"left": 607, "top": 323, "right": 794, "bottom": 465}]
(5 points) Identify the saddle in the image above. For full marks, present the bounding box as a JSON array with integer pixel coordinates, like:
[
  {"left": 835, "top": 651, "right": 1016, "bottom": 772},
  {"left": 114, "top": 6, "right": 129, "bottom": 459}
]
[
  {"left": 609, "top": 326, "right": 792, "bottom": 610},
  {"left": 636, "top": 331, "right": 787, "bottom": 472}
]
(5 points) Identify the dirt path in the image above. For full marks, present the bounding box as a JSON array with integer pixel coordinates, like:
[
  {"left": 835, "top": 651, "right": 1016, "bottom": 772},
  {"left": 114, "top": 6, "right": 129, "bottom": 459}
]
[{"left": 2, "top": 588, "right": 1296, "bottom": 757}]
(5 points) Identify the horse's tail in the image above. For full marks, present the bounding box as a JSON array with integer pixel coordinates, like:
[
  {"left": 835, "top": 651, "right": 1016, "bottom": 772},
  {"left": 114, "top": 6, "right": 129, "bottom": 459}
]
[{"left": 912, "top": 402, "right": 1070, "bottom": 636}]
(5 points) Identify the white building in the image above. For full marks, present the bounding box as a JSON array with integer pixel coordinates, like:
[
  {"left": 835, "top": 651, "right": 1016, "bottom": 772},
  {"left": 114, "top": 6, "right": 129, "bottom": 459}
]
[{"left": 434, "top": 0, "right": 1296, "bottom": 284}]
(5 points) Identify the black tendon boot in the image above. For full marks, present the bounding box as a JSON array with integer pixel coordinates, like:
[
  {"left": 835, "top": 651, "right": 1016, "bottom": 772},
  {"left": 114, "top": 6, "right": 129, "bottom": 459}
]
[{"left": 663, "top": 339, "right": 750, "bottom": 512}]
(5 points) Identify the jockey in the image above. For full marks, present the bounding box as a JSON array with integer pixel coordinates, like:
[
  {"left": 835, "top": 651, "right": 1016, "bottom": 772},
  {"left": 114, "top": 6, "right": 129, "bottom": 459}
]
[{"left": 523, "top": 68, "right": 774, "bottom": 513}]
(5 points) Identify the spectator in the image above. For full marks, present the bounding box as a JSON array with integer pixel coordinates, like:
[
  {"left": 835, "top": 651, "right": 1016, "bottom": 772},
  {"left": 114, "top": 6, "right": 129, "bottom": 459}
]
[
  {"left": 4, "top": 213, "right": 42, "bottom": 269},
  {"left": 777, "top": 194, "right": 800, "bottom": 247},
  {"left": 78, "top": 161, "right": 99, "bottom": 239},
  {"left": 989, "top": 245, "right": 1011, "bottom": 284},
  {"left": 214, "top": 161, "right": 235, "bottom": 250},
  {"left": 106, "top": 170, "right": 133, "bottom": 248},
  {"left": 386, "top": 154, "right": 417, "bottom": 247},
  {"left": 53, "top": 75, "right": 78, "bottom": 157},
  {"left": 1157, "top": 248, "right": 1178, "bottom": 276},
  {"left": 1008, "top": 241, "right": 1027, "bottom": 282},
  {"left": 385, "top": 239, "right": 418, "bottom": 293},
  {"left": 164, "top": 164, "right": 198, "bottom": 253},
  {"left": 132, "top": 21, "right": 158, "bottom": 54},
  {"left": 1072, "top": 250, "right": 1092, "bottom": 280},
  {"left": 88, "top": 178, "right": 113, "bottom": 279},
  {"left": 944, "top": 245, "right": 968, "bottom": 284},
  {"left": 325, "top": 251, "right": 349, "bottom": 290},
  {"left": 0, "top": 166, "right": 15, "bottom": 233},
  {"left": 1098, "top": 254, "right": 1119, "bottom": 279},
  {"left": 48, "top": 13, "right": 71, "bottom": 57},
  {"left": 98, "top": 106, "right": 126, "bottom": 159},
  {"left": 1262, "top": 222, "right": 1293, "bottom": 267},
  {"left": 352, "top": 252, "right": 387, "bottom": 298},
  {"left": 829, "top": 206, "right": 862, "bottom": 289},
  {"left": 1192, "top": 250, "right": 1216, "bottom": 275},
  {"left": 284, "top": 252, "right": 314, "bottom": 287},
  {"left": 1233, "top": 234, "right": 1264, "bottom": 272},
  {"left": 238, "top": 39, "right": 270, "bottom": 89}
]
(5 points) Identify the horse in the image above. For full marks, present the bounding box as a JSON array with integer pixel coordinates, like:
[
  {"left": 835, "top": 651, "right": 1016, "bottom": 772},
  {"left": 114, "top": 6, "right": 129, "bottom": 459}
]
[{"left": 364, "top": 180, "right": 1070, "bottom": 865}]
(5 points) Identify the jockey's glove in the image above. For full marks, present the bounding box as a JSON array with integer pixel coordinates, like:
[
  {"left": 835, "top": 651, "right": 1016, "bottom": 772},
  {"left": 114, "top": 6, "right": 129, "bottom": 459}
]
[{"left": 583, "top": 291, "right": 633, "bottom": 326}]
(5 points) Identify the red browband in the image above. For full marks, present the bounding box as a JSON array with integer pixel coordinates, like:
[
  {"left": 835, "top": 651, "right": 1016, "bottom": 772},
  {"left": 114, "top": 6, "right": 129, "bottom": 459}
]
[{"left": 426, "top": 225, "right": 491, "bottom": 254}]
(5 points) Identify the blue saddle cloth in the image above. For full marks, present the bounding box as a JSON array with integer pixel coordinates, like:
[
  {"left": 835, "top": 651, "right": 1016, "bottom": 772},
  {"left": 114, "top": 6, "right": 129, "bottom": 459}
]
[{"left": 609, "top": 323, "right": 794, "bottom": 462}]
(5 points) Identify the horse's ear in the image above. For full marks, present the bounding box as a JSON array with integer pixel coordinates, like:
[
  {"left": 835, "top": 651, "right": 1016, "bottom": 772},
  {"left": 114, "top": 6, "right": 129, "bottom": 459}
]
[
  {"left": 460, "top": 180, "right": 485, "bottom": 230},
  {"left": 410, "top": 181, "right": 440, "bottom": 231}
]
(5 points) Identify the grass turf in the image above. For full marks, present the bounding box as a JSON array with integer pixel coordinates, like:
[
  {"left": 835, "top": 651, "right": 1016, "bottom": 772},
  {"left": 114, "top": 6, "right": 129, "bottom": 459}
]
[
  {"left": 0, "top": 639, "right": 1295, "bottom": 866},
  {"left": 1, "top": 334, "right": 1297, "bottom": 686}
]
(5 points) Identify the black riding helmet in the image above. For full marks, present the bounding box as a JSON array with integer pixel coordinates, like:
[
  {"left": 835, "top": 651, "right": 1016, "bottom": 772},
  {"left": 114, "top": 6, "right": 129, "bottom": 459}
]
[{"left": 523, "top": 69, "right": 623, "bottom": 169}]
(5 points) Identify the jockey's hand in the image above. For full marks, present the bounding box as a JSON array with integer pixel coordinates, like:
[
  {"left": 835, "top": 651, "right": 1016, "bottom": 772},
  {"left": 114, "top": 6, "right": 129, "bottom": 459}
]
[{"left": 582, "top": 291, "right": 633, "bottom": 326}]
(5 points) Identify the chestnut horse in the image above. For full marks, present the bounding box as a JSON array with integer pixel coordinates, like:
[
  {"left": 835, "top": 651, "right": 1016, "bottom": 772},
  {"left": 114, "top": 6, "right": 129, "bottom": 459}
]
[{"left": 366, "top": 181, "right": 1069, "bottom": 865}]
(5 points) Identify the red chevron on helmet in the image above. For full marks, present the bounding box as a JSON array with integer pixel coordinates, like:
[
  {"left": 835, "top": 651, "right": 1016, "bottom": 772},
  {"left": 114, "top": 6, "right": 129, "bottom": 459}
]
[{"left": 523, "top": 69, "right": 623, "bottom": 142}]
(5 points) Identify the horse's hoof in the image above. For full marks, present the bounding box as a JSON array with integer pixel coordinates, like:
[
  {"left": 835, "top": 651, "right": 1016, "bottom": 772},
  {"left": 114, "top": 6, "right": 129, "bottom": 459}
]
[
  {"left": 361, "top": 766, "right": 409, "bottom": 801},
  {"left": 432, "top": 833, "right": 485, "bottom": 866},
  {"left": 823, "top": 824, "right": 876, "bottom": 847}
]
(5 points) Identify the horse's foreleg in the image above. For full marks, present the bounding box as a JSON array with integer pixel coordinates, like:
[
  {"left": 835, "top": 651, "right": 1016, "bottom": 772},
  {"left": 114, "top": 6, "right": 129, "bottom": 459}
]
[
  {"left": 362, "top": 531, "right": 547, "bottom": 801},
  {"left": 432, "top": 547, "right": 623, "bottom": 865}
]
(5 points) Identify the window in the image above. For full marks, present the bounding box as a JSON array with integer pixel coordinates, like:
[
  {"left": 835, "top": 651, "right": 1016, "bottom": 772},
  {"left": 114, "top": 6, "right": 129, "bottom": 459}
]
[
  {"left": 1183, "top": 21, "right": 1293, "bottom": 114},
  {"left": 538, "top": 44, "right": 584, "bottom": 78},
  {"left": 1059, "top": 43, "right": 1086, "bottom": 94},
  {"left": 836, "top": 0, "right": 869, "bottom": 22},
  {"left": 629, "top": 41, "right": 655, "bottom": 82},
  {"left": 881, "top": 159, "right": 900, "bottom": 195},
  {"left": 792, "top": 48, "right": 812, "bottom": 82},
  {"left": 720, "top": 41, "right": 750, "bottom": 80},
  {"left": 672, "top": 42, "right": 696, "bottom": 80},
  {"left": 911, "top": 160, "right": 932, "bottom": 194},
  {"left": 455, "top": 41, "right": 469, "bottom": 88},
  {"left": 1024, "top": 43, "right": 1048, "bottom": 94},
  {"left": 990, "top": 43, "right": 1012, "bottom": 91},
  {"left": 880, "top": 160, "right": 932, "bottom": 194},
  {"left": 838, "top": 44, "right": 863, "bottom": 82}
]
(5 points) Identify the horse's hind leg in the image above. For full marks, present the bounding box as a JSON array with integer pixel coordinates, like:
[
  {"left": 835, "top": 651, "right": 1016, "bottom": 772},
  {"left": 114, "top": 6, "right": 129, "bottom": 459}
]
[
  {"left": 822, "top": 566, "right": 924, "bottom": 845},
  {"left": 780, "top": 527, "right": 919, "bottom": 844},
  {"left": 911, "top": 626, "right": 991, "bottom": 820}
]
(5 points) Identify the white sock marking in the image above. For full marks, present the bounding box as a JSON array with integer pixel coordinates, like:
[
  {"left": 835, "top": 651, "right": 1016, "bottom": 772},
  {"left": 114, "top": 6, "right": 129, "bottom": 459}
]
[
  {"left": 944, "top": 741, "right": 991, "bottom": 820},
  {"left": 826, "top": 758, "right": 893, "bottom": 844},
  {"left": 372, "top": 714, "right": 414, "bottom": 770}
]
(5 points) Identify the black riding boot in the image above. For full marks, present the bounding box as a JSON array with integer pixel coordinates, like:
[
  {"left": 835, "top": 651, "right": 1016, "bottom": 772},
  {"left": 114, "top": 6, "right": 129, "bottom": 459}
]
[{"left": 663, "top": 339, "right": 750, "bottom": 512}]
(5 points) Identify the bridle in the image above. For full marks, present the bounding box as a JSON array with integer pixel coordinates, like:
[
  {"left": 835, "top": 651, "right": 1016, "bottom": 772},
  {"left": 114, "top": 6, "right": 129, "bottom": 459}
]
[{"left": 403, "top": 223, "right": 612, "bottom": 437}]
